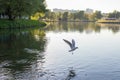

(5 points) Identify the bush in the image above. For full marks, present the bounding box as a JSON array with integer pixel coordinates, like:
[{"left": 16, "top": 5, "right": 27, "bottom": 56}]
[{"left": 0, "top": 19, "right": 46, "bottom": 29}]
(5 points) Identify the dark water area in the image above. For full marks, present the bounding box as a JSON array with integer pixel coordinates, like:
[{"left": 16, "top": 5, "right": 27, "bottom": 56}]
[{"left": 0, "top": 22, "right": 120, "bottom": 80}]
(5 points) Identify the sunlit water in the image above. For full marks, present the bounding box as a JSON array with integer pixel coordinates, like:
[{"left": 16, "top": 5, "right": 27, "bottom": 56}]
[{"left": 0, "top": 22, "right": 120, "bottom": 80}]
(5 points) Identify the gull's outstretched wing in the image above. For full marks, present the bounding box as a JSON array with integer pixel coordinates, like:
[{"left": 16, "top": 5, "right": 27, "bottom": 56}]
[
  {"left": 72, "top": 39, "right": 75, "bottom": 48},
  {"left": 63, "top": 39, "right": 72, "bottom": 49}
]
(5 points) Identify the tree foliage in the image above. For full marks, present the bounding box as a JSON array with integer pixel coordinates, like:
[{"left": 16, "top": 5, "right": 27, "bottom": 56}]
[
  {"left": 108, "top": 11, "right": 120, "bottom": 18},
  {"left": 0, "top": 0, "right": 46, "bottom": 20},
  {"left": 62, "top": 12, "right": 68, "bottom": 21},
  {"left": 93, "top": 11, "right": 102, "bottom": 20},
  {"left": 43, "top": 10, "right": 120, "bottom": 21}
]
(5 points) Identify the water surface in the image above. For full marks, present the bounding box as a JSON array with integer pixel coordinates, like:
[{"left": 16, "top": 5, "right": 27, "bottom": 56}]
[{"left": 0, "top": 22, "right": 120, "bottom": 80}]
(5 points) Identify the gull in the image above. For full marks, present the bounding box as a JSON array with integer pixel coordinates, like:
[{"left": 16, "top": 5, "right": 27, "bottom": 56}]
[{"left": 63, "top": 39, "right": 78, "bottom": 52}]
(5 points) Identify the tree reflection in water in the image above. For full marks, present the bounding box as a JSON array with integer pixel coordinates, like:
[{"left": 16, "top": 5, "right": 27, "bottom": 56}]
[
  {"left": 45, "top": 22, "right": 120, "bottom": 34},
  {"left": 0, "top": 29, "right": 47, "bottom": 80}
]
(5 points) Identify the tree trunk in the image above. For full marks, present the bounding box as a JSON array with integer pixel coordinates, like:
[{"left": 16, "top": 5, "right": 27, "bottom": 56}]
[
  {"left": 6, "top": 7, "right": 15, "bottom": 20},
  {"left": 8, "top": 14, "right": 12, "bottom": 20}
]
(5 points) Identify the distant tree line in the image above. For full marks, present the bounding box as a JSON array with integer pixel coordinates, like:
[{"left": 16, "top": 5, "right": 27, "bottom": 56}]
[
  {"left": 43, "top": 10, "right": 120, "bottom": 21},
  {"left": 108, "top": 11, "right": 120, "bottom": 18},
  {"left": 0, "top": 0, "right": 46, "bottom": 20},
  {"left": 43, "top": 10, "right": 103, "bottom": 21}
]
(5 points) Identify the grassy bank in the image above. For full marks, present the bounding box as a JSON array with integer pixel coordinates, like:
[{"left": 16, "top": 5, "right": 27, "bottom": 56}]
[
  {"left": 97, "top": 19, "right": 120, "bottom": 24},
  {"left": 0, "top": 19, "right": 46, "bottom": 29}
]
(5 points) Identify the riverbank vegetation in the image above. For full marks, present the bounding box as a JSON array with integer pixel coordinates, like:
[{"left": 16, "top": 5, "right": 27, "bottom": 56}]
[
  {"left": 42, "top": 10, "right": 102, "bottom": 22},
  {"left": 0, "top": 0, "right": 47, "bottom": 29},
  {"left": 0, "top": 19, "right": 46, "bottom": 29},
  {"left": 42, "top": 10, "right": 120, "bottom": 22}
]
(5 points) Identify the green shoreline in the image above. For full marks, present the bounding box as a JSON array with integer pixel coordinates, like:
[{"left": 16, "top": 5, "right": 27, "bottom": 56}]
[
  {"left": 97, "top": 19, "right": 120, "bottom": 24},
  {"left": 0, "top": 19, "right": 46, "bottom": 29}
]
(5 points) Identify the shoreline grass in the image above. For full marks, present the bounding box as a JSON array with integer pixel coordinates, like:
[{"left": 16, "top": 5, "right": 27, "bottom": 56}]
[{"left": 0, "top": 19, "right": 46, "bottom": 29}]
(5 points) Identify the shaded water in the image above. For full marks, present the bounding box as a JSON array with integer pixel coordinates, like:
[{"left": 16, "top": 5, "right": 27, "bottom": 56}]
[{"left": 0, "top": 22, "right": 120, "bottom": 80}]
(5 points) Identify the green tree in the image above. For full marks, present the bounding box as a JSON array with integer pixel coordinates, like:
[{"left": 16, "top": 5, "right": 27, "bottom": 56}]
[
  {"left": 72, "top": 11, "right": 88, "bottom": 21},
  {"left": 50, "top": 12, "right": 56, "bottom": 20},
  {"left": 44, "top": 11, "right": 57, "bottom": 21},
  {"left": 68, "top": 13, "right": 74, "bottom": 21},
  {"left": 62, "top": 12, "right": 68, "bottom": 21},
  {"left": 108, "top": 10, "right": 120, "bottom": 19},
  {"left": 0, "top": 0, "right": 46, "bottom": 20},
  {"left": 77, "top": 11, "right": 85, "bottom": 20},
  {"left": 57, "top": 12, "right": 62, "bottom": 21},
  {"left": 88, "top": 14, "right": 96, "bottom": 21},
  {"left": 93, "top": 11, "right": 102, "bottom": 20},
  {"left": 73, "top": 13, "right": 77, "bottom": 20}
]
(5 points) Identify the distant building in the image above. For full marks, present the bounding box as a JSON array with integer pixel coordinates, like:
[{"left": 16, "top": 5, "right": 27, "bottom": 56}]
[
  {"left": 53, "top": 8, "right": 79, "bottom": 13},
  {"left": 85, "top": 8, "right": 93, "bottom": 14},
  {"left": 52, "top": 8, "right": 94, "bottom": 14}
]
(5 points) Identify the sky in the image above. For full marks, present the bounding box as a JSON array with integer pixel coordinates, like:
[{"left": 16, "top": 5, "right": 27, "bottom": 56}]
[{"left": 46, "top": 0, "right": 120, "bottom": 13}]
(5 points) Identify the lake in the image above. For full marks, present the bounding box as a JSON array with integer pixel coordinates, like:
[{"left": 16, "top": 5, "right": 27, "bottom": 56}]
[{"left": 0, "top": 22, "right": 120, "bottom": 80}]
